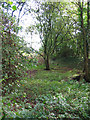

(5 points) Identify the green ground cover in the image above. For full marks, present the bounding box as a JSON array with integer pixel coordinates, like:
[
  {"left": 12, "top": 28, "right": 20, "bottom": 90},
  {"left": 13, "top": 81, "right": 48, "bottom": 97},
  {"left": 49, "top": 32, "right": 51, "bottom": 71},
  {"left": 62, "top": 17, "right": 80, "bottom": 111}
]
[{"left": 2, "top": 59, "right": 90, "bottom": 119}]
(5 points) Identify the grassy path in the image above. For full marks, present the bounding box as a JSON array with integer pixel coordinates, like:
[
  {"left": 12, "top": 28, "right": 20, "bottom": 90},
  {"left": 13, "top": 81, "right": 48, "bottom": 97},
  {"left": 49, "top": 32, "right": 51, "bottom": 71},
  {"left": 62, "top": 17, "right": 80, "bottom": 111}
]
[{"left": 2, "top": 63, "right": 90, "bottom": 119}]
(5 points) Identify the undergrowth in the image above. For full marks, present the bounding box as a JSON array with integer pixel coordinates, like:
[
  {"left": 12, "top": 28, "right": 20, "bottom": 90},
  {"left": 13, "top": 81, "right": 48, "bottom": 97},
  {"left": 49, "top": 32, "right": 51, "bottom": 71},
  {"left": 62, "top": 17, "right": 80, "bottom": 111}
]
[{"left": 1, "top": 61, "right": 90, "bottom": 119}]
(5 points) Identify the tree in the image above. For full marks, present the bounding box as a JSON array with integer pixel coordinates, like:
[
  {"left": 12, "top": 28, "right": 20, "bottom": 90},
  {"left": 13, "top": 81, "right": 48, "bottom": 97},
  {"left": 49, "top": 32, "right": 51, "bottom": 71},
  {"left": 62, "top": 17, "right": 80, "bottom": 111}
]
[
  {"left": 25, "top": 0, "right": 89, "bottom": 76},
  {"left": 29, "top": 2, "right": 58, "bottom": 70},
  {"left": 77, "top": 0, "right": 89, "bottom": 81},
  {"left": 31, "top": 2, "right": 77, "bottom": 69},
  {"left": 87, "top": 0, "right": 89, "bottom": 58}
]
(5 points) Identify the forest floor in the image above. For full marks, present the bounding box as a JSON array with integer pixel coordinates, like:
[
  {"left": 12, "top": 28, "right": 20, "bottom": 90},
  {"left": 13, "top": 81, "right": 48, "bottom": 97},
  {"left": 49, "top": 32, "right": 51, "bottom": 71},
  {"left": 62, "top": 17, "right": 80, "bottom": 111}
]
[{"left": 2, "top": 58, "right": 90, "bottom": 119}]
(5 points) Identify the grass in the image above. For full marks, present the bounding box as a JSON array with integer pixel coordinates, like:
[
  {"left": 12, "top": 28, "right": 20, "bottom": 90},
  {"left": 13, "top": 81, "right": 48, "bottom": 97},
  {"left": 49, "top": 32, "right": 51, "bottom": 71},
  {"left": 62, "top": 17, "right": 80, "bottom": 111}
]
[{"left": 2, "top": 58, "right": 90, "bottom": 119}]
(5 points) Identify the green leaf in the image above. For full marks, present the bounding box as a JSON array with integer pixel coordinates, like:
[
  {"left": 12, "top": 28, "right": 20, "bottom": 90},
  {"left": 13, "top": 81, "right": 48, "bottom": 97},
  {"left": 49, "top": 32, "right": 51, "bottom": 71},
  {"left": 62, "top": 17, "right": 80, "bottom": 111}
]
[
  {"left": 8, "top": 1, "right": 13, "bottom": 5},
  {"left": 22, "top": 0, "right": 25, "bottom": 2},
  {"left": 12, "top": 5, "right": 17, "bottom": 11}
]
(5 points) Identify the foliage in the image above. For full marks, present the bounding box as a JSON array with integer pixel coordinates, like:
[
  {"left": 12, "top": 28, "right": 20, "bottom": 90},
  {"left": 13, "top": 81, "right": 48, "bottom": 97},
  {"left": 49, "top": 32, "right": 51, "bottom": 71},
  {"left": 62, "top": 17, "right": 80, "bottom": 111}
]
[
  {"left": 2, "top": 76, "right": 90, "bottom": 119},
  {"left": 1, "top": 1, "right": 90, "bottom": 119},
  {"left": 27, "top": 1, "right": 87, "bottom": 69},
  {"left": 2, "top": 61, "right": 90, "bottom": 119},
  {"left": 0, "top": 1, "right": 37, "bottom": 83},
  {"left": 1, "top": 11, "right": 26, "bottom": 81}
]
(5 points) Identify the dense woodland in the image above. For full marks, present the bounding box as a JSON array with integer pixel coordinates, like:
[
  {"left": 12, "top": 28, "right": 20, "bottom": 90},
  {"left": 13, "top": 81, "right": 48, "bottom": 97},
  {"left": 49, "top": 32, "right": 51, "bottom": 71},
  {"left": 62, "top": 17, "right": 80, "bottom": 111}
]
[{"left": 0, "top": 0, "right": 90, "bottom": 119}]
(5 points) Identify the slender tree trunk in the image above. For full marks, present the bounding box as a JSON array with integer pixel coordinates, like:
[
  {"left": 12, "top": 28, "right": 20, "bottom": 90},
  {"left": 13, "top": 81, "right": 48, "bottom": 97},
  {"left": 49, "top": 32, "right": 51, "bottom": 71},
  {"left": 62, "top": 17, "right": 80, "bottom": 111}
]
[
  {"left": 44, "top": 54, "right": 50, "bottom": 70},
  {"left": 83, "top": 29, "right": 89, "bottom": 81},
  {"left": 87, "top": 0, "right": 89, "bottom": 58},
  {"left": 79, "top": 1, "right": 89, "bottom": 81},
  {"left": 44, "top": 36, "right": 50, "bottom": 70},
  {"left": 45, "top": 55, "right": 50, "bottom": 70}
]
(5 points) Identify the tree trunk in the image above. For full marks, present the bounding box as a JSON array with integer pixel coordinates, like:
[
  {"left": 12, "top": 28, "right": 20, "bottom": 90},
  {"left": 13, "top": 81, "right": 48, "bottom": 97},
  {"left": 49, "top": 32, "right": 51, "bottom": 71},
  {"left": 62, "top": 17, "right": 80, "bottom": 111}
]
[
  {"left": 87, "top": 0, "right": 89, "bottom": 58},
  {"left": 79, "top": 1, "right": 89, "bottom": 81},
  {"left": 45, "top": 55, "right": 50, "bottom": 70},
  {"left": 83, "top": 29, "right": 89, "bottom": 81}
]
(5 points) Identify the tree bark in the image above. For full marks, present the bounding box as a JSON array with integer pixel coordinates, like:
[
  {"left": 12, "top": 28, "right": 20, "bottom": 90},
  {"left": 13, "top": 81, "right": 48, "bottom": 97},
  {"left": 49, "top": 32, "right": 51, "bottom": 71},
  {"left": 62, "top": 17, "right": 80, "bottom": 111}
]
[
  {"left": 79, "top": 1, "right": 89, "bottom": 81},
  {"left": 45, "top": 54, "right": 50, "bottom": 70},
  {"left": 87, "top": 0, "right": 89, "bottom": 58},
  {"left": 83, "top": 29, "right": 89, "bottom": 81}
]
